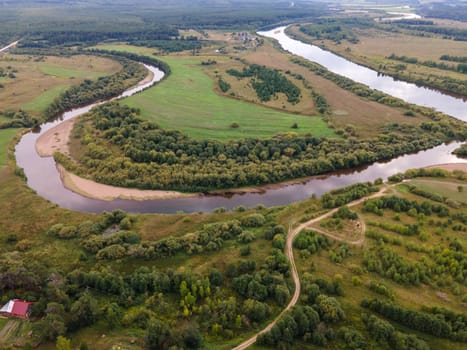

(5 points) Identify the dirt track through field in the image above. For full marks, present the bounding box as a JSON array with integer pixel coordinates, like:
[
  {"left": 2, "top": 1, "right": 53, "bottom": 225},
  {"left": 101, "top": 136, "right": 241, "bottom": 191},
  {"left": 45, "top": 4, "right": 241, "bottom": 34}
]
[{"left": 232, "top": 186, "right": 387, "bottom": 350}]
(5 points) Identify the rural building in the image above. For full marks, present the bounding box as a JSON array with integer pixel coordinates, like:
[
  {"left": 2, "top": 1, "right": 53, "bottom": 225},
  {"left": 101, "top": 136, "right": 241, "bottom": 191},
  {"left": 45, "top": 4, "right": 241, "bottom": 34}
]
[{"left": 0, "top": 299, "right": 34, "bottom": 319}]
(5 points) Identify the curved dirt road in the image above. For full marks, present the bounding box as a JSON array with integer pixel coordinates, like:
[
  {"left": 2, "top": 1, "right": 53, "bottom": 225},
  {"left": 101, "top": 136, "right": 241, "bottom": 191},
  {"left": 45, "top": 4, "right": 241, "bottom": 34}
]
[{"left": 232, "top": 186, "right": 387, "bottom": 350}]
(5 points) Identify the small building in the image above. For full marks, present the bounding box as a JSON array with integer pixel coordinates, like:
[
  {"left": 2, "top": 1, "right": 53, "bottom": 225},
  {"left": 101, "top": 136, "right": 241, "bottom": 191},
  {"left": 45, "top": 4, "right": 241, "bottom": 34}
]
[{"left": 0, "top": 299, "right": 34, "bottom": 319}]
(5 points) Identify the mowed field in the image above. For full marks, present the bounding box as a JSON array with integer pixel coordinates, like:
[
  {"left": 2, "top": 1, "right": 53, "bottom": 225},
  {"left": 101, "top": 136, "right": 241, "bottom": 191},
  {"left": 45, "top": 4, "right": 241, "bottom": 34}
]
[
  {"left": 404, "top": 178, "right": 467, "bottom": 204},
  {"left": 0, "top": 54, "right": 121, "bottom": 114},
  {"left": 124, "top": 56, "right": 335, "bottom": 140}
]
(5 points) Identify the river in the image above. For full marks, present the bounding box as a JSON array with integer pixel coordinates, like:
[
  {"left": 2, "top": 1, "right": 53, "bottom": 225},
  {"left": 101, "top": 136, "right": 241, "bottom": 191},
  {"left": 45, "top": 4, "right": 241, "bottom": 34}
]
[
  {"left": 259, "top": 27, "right": 466, "bottom": 121},
  {"left": 13, "top": 32, "right": 467, "bottom": 213}
]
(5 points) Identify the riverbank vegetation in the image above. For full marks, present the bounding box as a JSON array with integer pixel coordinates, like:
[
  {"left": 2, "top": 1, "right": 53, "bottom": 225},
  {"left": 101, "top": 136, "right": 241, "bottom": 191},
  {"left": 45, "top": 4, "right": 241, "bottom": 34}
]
[{"left": 61, "top": 101, "right": 466, "bottom": 192}]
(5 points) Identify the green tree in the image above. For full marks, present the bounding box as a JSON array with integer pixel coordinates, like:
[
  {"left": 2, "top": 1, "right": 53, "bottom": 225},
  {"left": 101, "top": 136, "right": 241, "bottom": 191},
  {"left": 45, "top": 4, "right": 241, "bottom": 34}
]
[
  {"left": 56, "top": 336, "right": 71, "bottom": 350},
  {"left": 146, "top": 318, "right": 172, "bottom": 350}
]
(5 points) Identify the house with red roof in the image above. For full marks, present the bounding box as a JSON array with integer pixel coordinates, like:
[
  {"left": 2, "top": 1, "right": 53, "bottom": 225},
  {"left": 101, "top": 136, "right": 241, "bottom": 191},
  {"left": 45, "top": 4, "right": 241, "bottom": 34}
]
[{"left": 0, "top": 299, "right": 34, "bottom": 319}]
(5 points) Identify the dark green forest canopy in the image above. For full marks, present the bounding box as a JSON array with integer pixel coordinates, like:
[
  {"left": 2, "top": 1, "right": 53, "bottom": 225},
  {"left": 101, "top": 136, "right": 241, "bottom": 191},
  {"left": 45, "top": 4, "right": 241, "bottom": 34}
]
[
  {"left": 59, "top": 102, "right": 467, "bottom": 192},
  {"left": 0, "top": 0, "right": 329, "bottom": 45}
]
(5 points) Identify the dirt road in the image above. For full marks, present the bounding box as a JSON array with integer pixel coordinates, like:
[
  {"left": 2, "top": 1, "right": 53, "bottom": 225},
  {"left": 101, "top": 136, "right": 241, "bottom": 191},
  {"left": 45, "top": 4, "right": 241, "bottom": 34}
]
[{"left": 232, "top": 187, "right": 387, "bottom": 349}]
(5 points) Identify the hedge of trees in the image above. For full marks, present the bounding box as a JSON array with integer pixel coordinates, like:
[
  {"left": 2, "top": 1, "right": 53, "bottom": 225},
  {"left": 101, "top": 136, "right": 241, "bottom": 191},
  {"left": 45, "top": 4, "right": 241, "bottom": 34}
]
[
  {"left": 227, "top": 64, "right": 301, "bottom": 103},
  {"left": 387, "top": 53, "right": 467, "bottom": 74},
  {"left": 362, "top": 313, "right": 430, "bottom": 350},
  {"left": 440, "top": 55, "right": 467, "bottom": 63},
  {"left": 321, "top": 182, "right": 378, "bottom": 209},
  {"left": 19, "top": 26, "right": 179, "bottom": 48},
  {"left": 362, "top": 298, "right": 467, "bottom": 342},
  {"left": 131, "top": 38, "right": 203, "bottom": 53}
]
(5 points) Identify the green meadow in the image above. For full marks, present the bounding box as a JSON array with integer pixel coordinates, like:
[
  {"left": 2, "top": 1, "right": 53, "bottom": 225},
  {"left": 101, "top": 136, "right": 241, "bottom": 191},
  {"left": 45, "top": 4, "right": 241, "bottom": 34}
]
[
  {"left": 0, "top": 128, "right": 17, "bottom": 166},
  {"left": 124, "top": 57, "right": 335, "bottom": 141},
  {"left": 23, "top": 85, "right": 70, "bottom": 112},
  {"left": 39, "top": 65, "right": 110, "bottom": 79}
]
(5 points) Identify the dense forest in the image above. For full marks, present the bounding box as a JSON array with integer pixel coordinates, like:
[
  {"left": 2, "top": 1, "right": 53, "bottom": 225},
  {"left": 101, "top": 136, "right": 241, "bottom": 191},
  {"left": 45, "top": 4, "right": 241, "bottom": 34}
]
[{"left": 57, "top": 102, "right": 467, "bottom": 192}]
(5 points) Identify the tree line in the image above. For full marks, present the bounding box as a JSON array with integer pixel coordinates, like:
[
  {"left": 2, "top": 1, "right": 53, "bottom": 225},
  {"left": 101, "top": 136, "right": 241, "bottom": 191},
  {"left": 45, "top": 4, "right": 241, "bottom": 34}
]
[
  {"left": 57, "top": 102, "right": 466, "bottom": 192},
  {"left": 387, "top": 53, "right": 467, "bottom": 74}
]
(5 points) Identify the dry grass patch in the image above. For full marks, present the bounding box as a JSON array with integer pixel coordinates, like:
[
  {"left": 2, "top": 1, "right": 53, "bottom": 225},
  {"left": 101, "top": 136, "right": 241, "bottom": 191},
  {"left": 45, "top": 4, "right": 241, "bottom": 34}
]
[
  {"left": 0, "top": 54, "right": 121, "bottom": 113},
  {"left": 244, "top": 39, "right": 424, "bottom": 137}
]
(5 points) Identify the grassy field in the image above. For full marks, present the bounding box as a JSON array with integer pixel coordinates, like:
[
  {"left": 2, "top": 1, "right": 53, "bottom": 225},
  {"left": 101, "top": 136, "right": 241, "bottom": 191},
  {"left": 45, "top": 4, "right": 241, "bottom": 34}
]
[
  {"left": 0, "top": 128, "right": 18, "bottom": 166},
  {"left": 124, "top": 56, "right": 335, "bottom": 140},
  {"left": 22, "top": 84, "right": 70, "bottom": 112},
  {"left": 0, "top": 54, "right": 121, "bottom": 114},
  {"left": 403, "top": 178, "right": 467, "bottom": 204},
  {"left": 94, "top": 39, "right": 426, "bottom": 139},
  {"left": 243, "top": 39, "right": 425, "bottom": 137},
  {"left": 39, "top": 65, "right": 113, "bottom": 79}
]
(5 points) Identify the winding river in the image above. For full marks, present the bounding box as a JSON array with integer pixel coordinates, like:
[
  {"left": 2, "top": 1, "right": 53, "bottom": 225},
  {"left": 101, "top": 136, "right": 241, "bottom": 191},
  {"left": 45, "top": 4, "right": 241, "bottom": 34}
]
[{"left": 13, "top": 30, "right": 467, "bottom": 213}]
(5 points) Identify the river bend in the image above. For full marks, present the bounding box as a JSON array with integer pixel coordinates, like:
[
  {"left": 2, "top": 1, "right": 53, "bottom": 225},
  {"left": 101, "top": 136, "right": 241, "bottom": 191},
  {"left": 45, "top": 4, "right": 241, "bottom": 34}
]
[{"left": 13, "top": 33, "right": 467, "bottom": 213}]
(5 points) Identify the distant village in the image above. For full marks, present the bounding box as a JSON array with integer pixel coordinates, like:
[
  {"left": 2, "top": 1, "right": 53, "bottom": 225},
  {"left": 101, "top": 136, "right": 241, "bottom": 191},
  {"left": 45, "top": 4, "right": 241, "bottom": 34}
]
[{"left": 230, "top": 31, "right": 261, "bottom": 50}]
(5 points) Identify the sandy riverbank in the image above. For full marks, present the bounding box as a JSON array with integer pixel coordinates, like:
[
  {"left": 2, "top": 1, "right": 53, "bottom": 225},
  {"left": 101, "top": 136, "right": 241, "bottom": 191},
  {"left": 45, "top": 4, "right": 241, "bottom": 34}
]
[
  {"left": 57, "top": 165, "right": 195, "bottom": 201},
  {"left": 36, "top": 118, "right": 75, "bottom": 157}
]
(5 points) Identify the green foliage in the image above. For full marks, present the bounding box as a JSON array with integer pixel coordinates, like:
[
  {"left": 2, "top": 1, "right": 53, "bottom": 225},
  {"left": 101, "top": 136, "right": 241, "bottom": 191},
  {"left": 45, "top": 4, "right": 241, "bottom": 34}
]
[
  {"left": 362, "top": 298, "right": 463, "bottom": 341},
  {"left": 56, "top": 336, "right": 71, "bottom": 350},
  {"left": 368, "top": 281, "right": 394, "bottom": 300},
  {"left": 146, "top": 318, "right": 172, "bottom": 350},
  {"left": 453, "top": 144, "right": 467, "bottom": 158},
  {"left": 362, "top": 314, "right": 430, "bottom": 350},
  {"left": 322, "top": 182, "right": 378, "bottom": 208},
  {"left": 45, "top": 56, "right": 147, "bottom": 119},
  {"left": 337, "top": 326, "right": 366, "bottom": 350},
  {"left": 257, "top": 305, "right": 321, "bottom": 347},
  {"left": 218, "top": 77, "right": 231, "bottom": 93},
  {"left": 363, "top": 247, "right": 429, "bottom": 286},
  {"left": 0, "top": 110, "right": 39, "bottom": 129},
  {"left": 240, "top": 213, "right": 266, "bottom": 227},
  {"left": 315, "top": 294, "right": 345, "bottom": 323},
  {"left": 333, "top": 206, "right": 358, "bottom": 220},
  {"left": 227, "top": 64, "right": 301, "bottom": 103},
  {"left": 294, "top": 229, "right": 330, "bottom": 254}
]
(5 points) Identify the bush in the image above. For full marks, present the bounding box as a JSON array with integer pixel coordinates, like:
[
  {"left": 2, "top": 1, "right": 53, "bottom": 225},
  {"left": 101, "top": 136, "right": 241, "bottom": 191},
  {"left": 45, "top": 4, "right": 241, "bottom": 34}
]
[{"left": 96, "top": 244, "right": 126, "bottom": 260}]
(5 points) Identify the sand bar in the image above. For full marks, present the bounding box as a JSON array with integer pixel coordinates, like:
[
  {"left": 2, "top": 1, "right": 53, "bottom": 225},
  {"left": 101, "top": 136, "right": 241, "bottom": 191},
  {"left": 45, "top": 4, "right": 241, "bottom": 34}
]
[
  {"left": 425, "top": 163, "right": 467, "bottom": 172},
  {"left": 57, "top": 165, "right": 195, "bottom": 201}
]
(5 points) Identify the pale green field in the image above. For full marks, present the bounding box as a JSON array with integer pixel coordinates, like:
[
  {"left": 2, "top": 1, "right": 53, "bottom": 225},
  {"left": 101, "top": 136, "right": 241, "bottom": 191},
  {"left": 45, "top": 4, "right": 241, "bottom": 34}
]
[
  {"left": 22, "top": 84, "right": 70, "bottom": 112},
  {"left": 408, "top": 178, "right": 467, "bottom": 204},
  {"left": 0, "top": 128, "right": 17, "bottom": 166}
]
